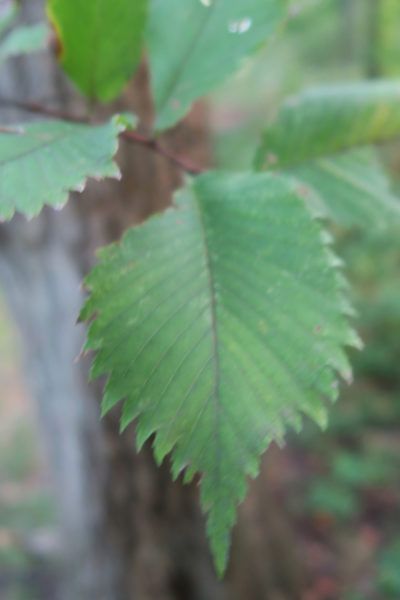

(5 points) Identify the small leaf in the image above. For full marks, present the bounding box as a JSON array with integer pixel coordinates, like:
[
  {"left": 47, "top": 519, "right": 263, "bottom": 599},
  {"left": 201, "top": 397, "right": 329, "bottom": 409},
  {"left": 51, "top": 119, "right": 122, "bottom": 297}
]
[
  {"left": 148, "top": 0, "right": 286, "bottom": 131},
  {"left": 291, "top": 149, "right": 400, "bottom": 229},
  {"left": 0, "top": 23, "right": 48, "bottom": 66},
  {"left": 255, "top": 80, "right": 400, "bottom": 169},
  {"left": 0, "top": 114, "right": 134, "bottom": 219},
  {"left": 82, "top": 171, "right": 358, "bottom": 574},
  {"left": 47, "top": 0, "right": 148, "bottom": 102},
  {"left": 255, "top": 81, "right": 400, "bottom": 228}
]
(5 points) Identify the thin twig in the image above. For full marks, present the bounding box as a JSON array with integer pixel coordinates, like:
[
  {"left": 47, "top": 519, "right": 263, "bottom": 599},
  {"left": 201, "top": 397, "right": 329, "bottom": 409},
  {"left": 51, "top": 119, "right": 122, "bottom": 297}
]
[
  {"left": 0, "top": 96, "right": 86, "bottom": 122},
  {"left": 0, "top": 96, "right": 205, "bottom": 175},
  {"left": 121, "top": 129, "right": 204, "bottom": 175}
]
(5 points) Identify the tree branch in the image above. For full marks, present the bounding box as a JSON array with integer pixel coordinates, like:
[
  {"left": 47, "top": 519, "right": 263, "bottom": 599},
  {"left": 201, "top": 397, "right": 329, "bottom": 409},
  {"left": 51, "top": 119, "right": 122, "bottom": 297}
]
[{"left": 0, "top": 96, "right": 205, "bottom": 176}]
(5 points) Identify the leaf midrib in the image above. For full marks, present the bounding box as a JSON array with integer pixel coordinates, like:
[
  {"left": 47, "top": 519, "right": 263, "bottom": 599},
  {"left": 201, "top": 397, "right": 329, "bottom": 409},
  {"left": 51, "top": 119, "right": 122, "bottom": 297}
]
[
  {"left": 0, "top": 129, "right": 74, "bottom": 168},
  {"left": 155, "top": 0, "right": 217, "bottom": 118},
  {"left": 315, "top": 157, "right": 392, "bottom": 197},
  {"left": 192, "top": 189, "right": 221, "bottom": 484}
]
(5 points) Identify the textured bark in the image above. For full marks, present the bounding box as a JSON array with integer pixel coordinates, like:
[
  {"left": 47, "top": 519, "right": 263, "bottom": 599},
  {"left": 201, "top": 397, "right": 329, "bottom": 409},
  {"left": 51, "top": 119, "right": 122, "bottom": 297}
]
[
  {"left": 0, "top": 2, "right": 305, "bottom": 598},
  {"left": 0, "top": 3, "right": 120, "bottom": 597}
]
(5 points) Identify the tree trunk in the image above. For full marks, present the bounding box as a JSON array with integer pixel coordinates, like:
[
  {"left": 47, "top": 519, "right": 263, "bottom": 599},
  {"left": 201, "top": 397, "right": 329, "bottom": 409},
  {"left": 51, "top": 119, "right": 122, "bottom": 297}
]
[
  {"left": 365, "top": 0, "right": 382, "bottom": 77},
  {"left": 0, "top": 1, "right": 304, "bottom": 598}
]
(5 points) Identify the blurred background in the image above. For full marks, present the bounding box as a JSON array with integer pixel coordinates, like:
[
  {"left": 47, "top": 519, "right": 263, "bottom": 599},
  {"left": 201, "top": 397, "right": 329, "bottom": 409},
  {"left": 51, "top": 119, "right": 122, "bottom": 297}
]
[{"left": 0, "top": 1, "right": 399, "bottom": 599}]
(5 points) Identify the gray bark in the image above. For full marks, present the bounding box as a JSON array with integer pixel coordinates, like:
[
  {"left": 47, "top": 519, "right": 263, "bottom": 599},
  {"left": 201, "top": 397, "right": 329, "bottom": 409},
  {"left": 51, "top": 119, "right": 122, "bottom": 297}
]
[
  {"left": 0, "top": 2, "right": 120, "bottom": 598},
  {"left": 0, "top": 211, "right": 119, "bottom": 599}
]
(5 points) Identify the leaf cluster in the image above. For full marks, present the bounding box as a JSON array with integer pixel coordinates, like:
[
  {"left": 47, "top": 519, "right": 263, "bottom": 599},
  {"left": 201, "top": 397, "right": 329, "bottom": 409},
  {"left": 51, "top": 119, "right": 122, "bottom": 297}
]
[{"left": 0, "top": 0, "right": 399, "bottom": 574}]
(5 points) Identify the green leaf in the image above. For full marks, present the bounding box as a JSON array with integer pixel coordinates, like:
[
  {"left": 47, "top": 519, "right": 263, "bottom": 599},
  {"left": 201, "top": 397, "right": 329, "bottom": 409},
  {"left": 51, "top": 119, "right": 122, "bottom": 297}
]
[
  {"left": 0, "top": 114, "right": 133, "bottom": 220},
  {"left": 82, "top": 171, "right": 359, "bottom": 574},
  {"left": 47, "top": 0, "right": 148, "bottom": 102},
  {"left": 291, "top": 149, "right": 400, "bottom": 229},
  {"left": 255, "top": 81, "right": 400, "bottom": 228},
  {"left": 255, "top": 81, "right": 400, "bottom": 168},
  {"left": 147, "top": 0, "right": 286, "bottom": 131},
  {"left": 0, "top": 23, "right": 48, "bottom": 65}
]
